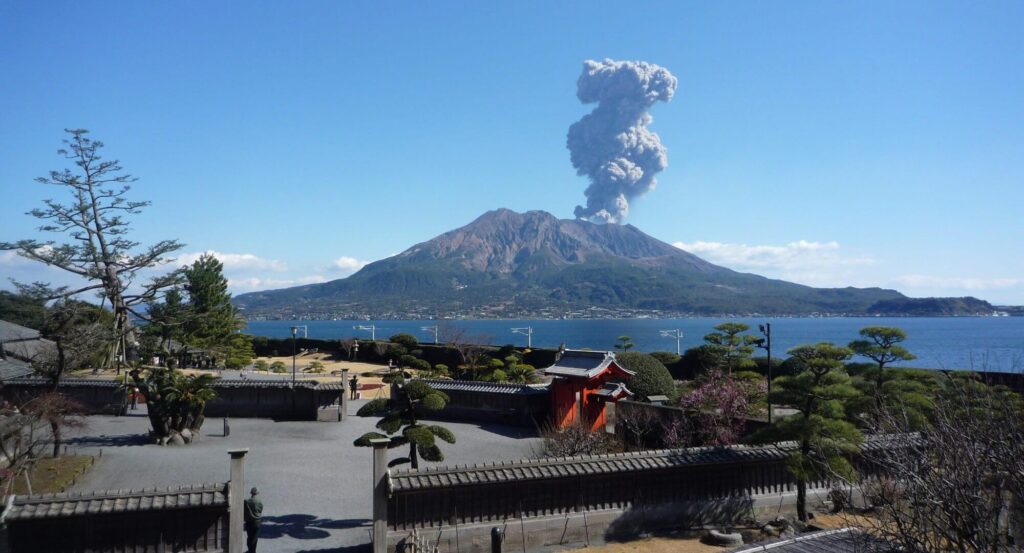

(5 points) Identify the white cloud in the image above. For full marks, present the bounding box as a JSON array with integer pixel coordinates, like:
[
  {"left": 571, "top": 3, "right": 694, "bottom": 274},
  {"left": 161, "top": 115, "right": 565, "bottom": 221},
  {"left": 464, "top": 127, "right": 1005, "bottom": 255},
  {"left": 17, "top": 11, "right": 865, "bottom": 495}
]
[
  {"left": 331, "top": 256, "right": 370, "bottom": 275},
  {"left": 674, "top": 240, "right": 873, "bottom": 269},
  {"left": 673, "top": 239, "right": 875, "bottom": 288},
  {"left": 174, "top": 251, "right": 288, "bottom": 272},
  {"left": 228, "top": 275, "right": 328, "bottom": 293},
  {"left": 892, "top": 275, "right": 1022, "bottom": 291}
]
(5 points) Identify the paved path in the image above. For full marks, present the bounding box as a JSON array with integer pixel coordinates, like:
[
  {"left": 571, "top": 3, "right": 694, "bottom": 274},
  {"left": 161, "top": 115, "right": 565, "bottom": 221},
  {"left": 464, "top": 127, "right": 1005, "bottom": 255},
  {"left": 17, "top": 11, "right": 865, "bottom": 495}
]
[{"left": 68, "top": 400, "right": 541, "bottom": 553}]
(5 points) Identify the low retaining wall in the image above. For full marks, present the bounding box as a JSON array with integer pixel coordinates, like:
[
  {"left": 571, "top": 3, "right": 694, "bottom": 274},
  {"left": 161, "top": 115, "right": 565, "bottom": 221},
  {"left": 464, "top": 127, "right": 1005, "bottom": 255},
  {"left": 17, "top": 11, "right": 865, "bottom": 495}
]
[
  {"left": 1, "top": 378, "right": 345, "bottom": 421},
  {"left": 388, "top": 488, "right": 837, "bottom": 553},
  {"left": 379, "top": 436, "right": 900, "bottom": 553},
  {"left": 2, "top": 484, "right": 228, "bottom": 553},
  {"left": 413, "top": 379, "right": 550, "bottom": 427}
]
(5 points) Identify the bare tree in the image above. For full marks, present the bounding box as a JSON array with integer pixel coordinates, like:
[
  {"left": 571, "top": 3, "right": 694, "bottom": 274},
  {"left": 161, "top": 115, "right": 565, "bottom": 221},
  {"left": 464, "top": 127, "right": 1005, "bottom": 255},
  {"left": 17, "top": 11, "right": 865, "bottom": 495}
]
[
  {"left": 339, "top": 338, "right": 356, "bottom": 360},
  {"left": 1, "top": 130, "right": 183, "bottom": 370},
  {"left": 536, "top": 420, "right": 617, "bottom": 458},
  {"left": 21, "top": 393, "right": 86, "bottom": 458},
  {"left": 849, "top": 373, "right": 1024, "bottom": 552},
  {"left": 616, "top": 402, "right": 658, "bottom": 450},
  {"left": 439, "top": 322, "right": 492, "bottom": 377}
]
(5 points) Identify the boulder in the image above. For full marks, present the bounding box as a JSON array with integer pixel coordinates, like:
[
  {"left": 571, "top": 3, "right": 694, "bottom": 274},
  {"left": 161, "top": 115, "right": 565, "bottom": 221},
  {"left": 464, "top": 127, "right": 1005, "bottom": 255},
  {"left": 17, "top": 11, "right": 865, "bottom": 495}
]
[{"left": 705, "top": 530, "right": 743, "bottom": 546}]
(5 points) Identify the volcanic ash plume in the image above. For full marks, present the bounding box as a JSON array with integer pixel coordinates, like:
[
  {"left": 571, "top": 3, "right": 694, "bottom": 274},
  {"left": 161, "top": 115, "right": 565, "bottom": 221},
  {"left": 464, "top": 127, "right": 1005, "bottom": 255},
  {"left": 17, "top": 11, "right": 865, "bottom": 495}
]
[{"left": 567, "top": 59, "right": 677, "bottom": 224}]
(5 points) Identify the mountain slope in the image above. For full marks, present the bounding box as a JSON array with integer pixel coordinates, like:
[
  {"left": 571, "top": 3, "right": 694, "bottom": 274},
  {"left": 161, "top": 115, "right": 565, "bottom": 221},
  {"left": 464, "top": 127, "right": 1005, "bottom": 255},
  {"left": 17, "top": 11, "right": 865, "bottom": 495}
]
[{"left": 234, "top": 209, "right": 911, "bottom": 317}]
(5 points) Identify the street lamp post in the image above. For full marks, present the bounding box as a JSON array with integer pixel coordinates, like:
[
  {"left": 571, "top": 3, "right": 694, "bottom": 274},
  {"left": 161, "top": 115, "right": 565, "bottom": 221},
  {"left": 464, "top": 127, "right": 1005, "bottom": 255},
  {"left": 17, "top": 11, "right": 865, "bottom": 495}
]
[
  {"left": 290, "top": 326, "right": 299, "bottom": 387},
  {"left": 659, "top": 329, "right": 683, "bottom": 355},
  {"left": 354, "top": 324, "right": 377, "bottom": 341},
  {"left": 756, "top": 323, "right": 773, "bottom": 424},
  {"left": 511, "top": 326, "right": 533, "bottom": 348},
  {"left": 421, "top": 326, "right": 439, "bottom": 344}
]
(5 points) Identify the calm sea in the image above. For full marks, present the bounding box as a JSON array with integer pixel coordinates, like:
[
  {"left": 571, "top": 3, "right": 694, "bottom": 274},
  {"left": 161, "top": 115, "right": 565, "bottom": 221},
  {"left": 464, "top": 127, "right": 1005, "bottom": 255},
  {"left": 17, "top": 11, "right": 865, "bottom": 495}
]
[{"left": 243, "top": 317, "right": 1024, "bottom": 373}]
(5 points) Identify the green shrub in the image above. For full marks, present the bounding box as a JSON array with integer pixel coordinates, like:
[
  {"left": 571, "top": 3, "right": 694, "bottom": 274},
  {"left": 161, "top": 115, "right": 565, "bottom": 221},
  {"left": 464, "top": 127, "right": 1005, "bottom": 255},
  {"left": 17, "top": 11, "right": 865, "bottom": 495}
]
[
  {"left": 389, "top": 333, "right": 419, "bottom": 350},
  {"left": 269, "top": 361, "right": 287, "bottom": 373},
  {"left": 615, "top": 351, "right": 676, "bottom": 401},
  {"left": 399, "top": 354, "right": 418, "bottom": 368},
  {"left": 253, "top": 360, "right": 269, "bottom": 372}
]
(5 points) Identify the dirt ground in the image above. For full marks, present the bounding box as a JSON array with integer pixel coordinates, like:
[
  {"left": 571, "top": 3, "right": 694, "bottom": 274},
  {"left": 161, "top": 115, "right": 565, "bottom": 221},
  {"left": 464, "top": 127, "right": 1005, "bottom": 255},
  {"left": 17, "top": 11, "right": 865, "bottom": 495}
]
[
  {"left": 78, "top": 352, "right": 399, "bottom": 398},
  {"left": 13, "top": 455, "right": 95, "bottom": 495},
  {"left": 562, "top": 537, "right": 727, "bottom": 553}
]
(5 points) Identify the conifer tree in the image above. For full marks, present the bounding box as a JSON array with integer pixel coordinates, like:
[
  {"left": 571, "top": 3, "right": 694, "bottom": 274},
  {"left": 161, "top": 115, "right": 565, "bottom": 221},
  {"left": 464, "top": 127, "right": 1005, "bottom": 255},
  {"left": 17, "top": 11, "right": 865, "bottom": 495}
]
[
  {"left": 1, "top": 129, "right": 183, "bottom": 369},
  {"left": 755, "top": 343, "right": 862, "bottom": 521},
  {"left": 354, "top": 377, "right": 456, "bottom": 469},
  {"left": 703, "top": 322, "right": 757, "bottom": 374},
  {"left": 848, "top": 326, "right": 930, "bottom": 428}
]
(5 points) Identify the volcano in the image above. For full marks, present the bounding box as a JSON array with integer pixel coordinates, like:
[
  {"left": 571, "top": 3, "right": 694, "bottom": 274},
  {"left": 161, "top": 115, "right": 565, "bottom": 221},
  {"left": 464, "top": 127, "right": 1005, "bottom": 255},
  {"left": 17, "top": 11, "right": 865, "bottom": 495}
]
[{"left": 231, "top": 209, "right": 947, "bottom": 318}]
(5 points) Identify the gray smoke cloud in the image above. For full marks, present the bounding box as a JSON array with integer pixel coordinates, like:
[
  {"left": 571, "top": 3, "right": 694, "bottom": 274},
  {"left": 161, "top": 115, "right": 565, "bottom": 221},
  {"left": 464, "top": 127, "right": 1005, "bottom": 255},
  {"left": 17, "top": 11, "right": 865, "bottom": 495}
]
[{"left": 567, "top": 59, "right": 677, "bottom": 224}]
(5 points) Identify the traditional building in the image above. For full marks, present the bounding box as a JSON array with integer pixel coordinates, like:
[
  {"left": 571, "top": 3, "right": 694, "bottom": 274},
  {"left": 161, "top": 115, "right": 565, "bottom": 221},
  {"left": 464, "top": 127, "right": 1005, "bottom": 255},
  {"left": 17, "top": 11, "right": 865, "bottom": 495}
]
[{"left": 543, "top": 350, "right": 633, "bottom": 430}]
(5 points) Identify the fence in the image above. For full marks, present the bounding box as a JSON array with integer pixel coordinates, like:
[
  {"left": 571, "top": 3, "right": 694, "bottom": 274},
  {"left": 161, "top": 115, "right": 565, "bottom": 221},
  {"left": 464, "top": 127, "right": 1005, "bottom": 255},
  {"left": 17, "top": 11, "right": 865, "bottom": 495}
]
[
  {"left": 413, "top": 379, "right": 549, "bottom": 427},
  {"left": 378, "top": 435, "right": 901, "bottom": 552},
  {"left": 2, "top": 483, "right": 228, "bottom": 553},
  {"left": 1, "top": 377, "right": 345, "bottom": 421}
]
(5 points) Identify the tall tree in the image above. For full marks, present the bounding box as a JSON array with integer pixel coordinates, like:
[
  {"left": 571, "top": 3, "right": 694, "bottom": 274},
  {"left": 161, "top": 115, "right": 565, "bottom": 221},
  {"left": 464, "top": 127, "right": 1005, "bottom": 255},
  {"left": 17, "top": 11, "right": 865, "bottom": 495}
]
[
  {"left": 754, "top": 343, "right": 862, "bottom": 521},
  {"left": 181, "top": 254, "right": 250, "bottom": 366},
  {"left": 703, "top": 322, "right": 757, "bottom": 374},
  {"left": 0, "top": 130, "right": 183, "bottom": 369},
  {"left": 144, "top": 287, "right": 188, "bottom": 354},
  {"left": 354, "top": 378, "right": 455, "bottom": 469},
  {"left": 848, "top": 326, "right": 921, "bottom": 424}
]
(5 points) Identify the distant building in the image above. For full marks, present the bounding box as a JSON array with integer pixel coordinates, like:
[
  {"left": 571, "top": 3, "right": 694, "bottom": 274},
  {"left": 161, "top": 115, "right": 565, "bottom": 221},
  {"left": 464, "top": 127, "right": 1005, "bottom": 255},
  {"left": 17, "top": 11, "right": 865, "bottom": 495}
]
[{"left": 543, "top": 350, "right": 633, "bottom": 430}]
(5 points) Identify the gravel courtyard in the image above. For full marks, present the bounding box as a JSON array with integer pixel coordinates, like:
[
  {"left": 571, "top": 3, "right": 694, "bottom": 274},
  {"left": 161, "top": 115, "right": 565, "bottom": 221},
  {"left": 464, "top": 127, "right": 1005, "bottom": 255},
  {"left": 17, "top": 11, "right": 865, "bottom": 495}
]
[{"left": 67, "top": 400, "right": 542, "bottom": 553}]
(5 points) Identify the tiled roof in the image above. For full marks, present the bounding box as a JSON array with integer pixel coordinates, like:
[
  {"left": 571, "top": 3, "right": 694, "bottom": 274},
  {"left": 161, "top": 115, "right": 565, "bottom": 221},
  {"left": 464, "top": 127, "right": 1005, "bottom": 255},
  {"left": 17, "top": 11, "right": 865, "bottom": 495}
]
[
  {"left": 390, "top": 442, "right": 795, "bottom": 492},
  {"left": 543, "top": 350, "right": 633, "bottom": 379},
  {"left": 389, "top": 434, "right": 907, "bottom": 493},
  {"left": 4, "top": 483, "right": 227, "bottom": 521},
  {"left": 0, "top": 320, "right": 40, "bottom": 342},
  {"left": 728, "top": 528, "right": 886, "bottom": 552},
  {"left": 5, "top": 377, "right": 120, "bottom": 388},
  {"left": 0, "top": 357, "right": 34, "bottom": 381},
  {"left": 417, "top": 379, "right": 548, "bottom": 395},
  {"left": 593, "top": 381, "right": 632, "bottom": 399}
]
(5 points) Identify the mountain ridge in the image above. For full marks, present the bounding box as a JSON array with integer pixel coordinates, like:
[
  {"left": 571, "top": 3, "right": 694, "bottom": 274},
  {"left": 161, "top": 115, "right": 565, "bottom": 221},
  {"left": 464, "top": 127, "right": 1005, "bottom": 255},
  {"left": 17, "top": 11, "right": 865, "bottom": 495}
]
[{"left": 233, "top": 209, "right": 995, "bottom": 319}]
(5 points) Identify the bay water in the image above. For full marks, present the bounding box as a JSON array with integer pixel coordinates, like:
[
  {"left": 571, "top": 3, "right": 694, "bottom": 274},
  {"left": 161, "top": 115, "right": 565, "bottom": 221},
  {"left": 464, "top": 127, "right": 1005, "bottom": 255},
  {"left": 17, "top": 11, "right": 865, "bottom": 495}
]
[{"left": 244, "top": 317, "right": 1024, "bottom": 372}]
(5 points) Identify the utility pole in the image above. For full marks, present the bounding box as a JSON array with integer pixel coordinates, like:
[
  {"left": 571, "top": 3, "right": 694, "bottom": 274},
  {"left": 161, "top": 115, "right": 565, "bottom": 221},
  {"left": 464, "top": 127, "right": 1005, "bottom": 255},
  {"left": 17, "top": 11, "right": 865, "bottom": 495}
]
[
  {"left": 354, "top": 324, "right": 377, "bottom": 341},
  {"left": 511, "top": 326, "right": 533, "bottom": 348},
  {"left": 290, "top": 326, "right": 299, "bottom": 387},
  {"left": 659, "top": 329, "right": 683, "bottom": 355},
  {"left": 756, "top": 323, "right": 773, "bottom": 424},
  {"left": 421, "top": 325, "right": 439, "bottom": 344}
]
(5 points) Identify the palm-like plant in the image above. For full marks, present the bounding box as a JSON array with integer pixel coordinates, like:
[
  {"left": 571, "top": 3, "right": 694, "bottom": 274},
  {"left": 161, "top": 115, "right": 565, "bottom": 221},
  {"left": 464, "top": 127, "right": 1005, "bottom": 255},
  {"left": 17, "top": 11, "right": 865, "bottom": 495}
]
[
  {"left": 127, "top": 367, "right": 218, "bottom": 443},
  {"left": 354, "top": 378, "right": 455, "bottom": 469}
]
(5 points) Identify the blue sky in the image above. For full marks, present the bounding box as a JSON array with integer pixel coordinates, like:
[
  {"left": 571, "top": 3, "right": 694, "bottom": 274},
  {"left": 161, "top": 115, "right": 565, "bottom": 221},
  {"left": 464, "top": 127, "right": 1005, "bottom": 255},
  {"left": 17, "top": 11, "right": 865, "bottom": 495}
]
[{"left": 2, "top": 1, "right": 1022, "bottom": 304}]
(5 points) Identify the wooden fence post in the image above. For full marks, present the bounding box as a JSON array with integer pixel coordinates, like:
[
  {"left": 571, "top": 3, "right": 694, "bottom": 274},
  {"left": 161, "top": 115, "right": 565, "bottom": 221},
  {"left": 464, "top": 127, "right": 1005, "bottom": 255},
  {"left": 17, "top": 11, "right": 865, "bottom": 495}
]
[{"left": 227, "top": 449, "right": 249, "bottom": 553}]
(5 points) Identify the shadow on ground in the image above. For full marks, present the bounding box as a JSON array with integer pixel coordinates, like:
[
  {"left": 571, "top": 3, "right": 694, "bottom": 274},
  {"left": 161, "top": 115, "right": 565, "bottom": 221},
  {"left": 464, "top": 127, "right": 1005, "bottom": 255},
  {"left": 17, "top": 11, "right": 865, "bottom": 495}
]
[
  {"left": 66, "top": 433, "right": 150, "bottom": 448},
  {"left": 295, "top": 545, "right": 371, "bottom": 553},
  {"left": 261, "top": 514, "right": 372, "bottom": 541}
]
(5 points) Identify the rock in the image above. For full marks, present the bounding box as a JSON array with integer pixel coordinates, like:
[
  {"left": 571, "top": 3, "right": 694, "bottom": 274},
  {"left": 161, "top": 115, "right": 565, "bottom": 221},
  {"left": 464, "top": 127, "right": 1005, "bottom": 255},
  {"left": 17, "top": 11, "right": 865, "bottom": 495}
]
[
  {"left": 167, "top": 433, "right": 186, "bottom": 446},
  {"left": 705, "top": 530, "right": 744, "bottom": 546},
  {"left": 180, "top": 429, "right": 193, "bottom": 443}
]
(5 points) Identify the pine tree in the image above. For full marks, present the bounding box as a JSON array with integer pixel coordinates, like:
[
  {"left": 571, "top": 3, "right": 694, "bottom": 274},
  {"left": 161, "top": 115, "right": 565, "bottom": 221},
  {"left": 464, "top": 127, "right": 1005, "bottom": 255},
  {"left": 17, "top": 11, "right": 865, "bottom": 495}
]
[
  {"left": 755, "top": 343, "right": 862, "bottom": 521},
  {"left": 354, "top": 377, "right": 456, "bottom": 469},
  {"left": 703, "top": 322, "right": 757, "bottom": 374},
  {"left": 181, "top": 254, "right": 248, "bottom": 366},
  {"left": 848, "top": 326, "right": 930, "bottom": 428}
]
